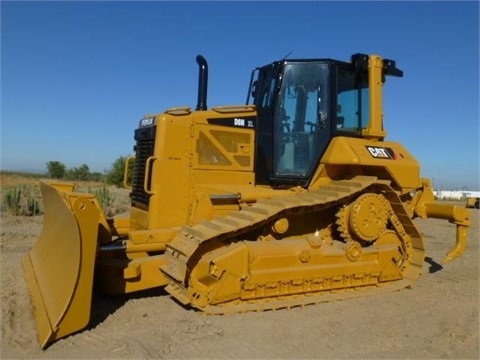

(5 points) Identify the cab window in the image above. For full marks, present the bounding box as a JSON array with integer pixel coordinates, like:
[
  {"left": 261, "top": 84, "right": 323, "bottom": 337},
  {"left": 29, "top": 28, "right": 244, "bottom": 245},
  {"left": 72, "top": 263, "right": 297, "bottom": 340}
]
[{"left": 336, "top": 67, "right": 369, "bottom": 133}]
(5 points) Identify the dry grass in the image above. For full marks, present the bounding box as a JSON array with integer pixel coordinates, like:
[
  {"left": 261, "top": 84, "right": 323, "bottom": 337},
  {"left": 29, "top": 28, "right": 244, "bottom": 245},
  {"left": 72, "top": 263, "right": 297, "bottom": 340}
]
[
  {"left": 0, "top": 172, "right": 42, "bottom": 188},
  {"left": 0, "top": 172, "right": 130, "bottom": 217}
]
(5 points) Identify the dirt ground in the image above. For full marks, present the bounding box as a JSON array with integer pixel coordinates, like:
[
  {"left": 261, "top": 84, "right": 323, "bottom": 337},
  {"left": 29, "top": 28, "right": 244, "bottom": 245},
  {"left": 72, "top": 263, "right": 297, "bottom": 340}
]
[{"left": 1, "top": 200, "right": 478, "bottom": 359}]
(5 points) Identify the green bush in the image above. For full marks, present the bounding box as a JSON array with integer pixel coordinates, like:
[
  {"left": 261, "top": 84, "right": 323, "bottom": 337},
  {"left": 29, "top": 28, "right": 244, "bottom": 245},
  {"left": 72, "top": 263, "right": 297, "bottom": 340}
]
[
  {"left": 2, "top": 185, "right": 42, "bottom": 216},
  {"left": 94, "top": 184, "right": 116, "bottom": 216},
  {"left": 4, "top": 187, "right": 22, "bottom": 216},
  {"left": 106, "top": 156, "right": 133, "bottom": 187},
  {"left": 46, "top": 160, "right": 66, "bottom": 179},
  {"left": 27, "top": 197, "right": 40, "bottom": 216}
]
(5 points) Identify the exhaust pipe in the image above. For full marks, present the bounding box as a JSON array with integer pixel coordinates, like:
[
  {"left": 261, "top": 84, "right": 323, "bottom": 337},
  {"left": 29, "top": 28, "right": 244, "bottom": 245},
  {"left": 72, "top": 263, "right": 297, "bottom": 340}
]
[{"left": 196, "top": 55, "right": 208, "bottom": 111}]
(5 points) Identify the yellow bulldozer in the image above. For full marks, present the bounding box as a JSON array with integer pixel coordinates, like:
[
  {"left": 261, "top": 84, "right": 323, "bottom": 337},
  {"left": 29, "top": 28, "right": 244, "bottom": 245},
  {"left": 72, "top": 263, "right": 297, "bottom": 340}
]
[
  {"left": 466, "top": 196, "right": 479, "bottom": 209},
  {"left": 23, "top": 53, "right": 471, "bottom": 349}
]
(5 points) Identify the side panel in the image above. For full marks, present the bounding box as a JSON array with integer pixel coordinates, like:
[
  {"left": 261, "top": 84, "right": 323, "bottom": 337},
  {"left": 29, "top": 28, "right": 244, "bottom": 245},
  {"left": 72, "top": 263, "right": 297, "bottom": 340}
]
[
  {"left": 310, "top": 137, "right": 422, "bottom": 190},
  {"left": 147, "top": 159, "right": 190, "bottom": 228},
  {"left": 189, "top": 111, "right": 256, "bottom": 223},
  {"left": 145, "top": 114, "right": 192, "bottom": 229}
]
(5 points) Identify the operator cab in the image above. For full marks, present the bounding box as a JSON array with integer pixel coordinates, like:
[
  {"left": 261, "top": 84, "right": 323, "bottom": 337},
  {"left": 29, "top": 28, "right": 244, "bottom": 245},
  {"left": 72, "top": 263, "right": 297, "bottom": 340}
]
[{"left": 248, "top": 54, "right": 373, "bottom": 187}]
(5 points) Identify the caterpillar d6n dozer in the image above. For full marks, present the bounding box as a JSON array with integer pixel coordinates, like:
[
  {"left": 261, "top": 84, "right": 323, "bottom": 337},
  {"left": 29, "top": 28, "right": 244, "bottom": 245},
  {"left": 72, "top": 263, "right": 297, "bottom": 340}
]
[{"left": 23, "top": 53, "right": 471, "bottom": 348}]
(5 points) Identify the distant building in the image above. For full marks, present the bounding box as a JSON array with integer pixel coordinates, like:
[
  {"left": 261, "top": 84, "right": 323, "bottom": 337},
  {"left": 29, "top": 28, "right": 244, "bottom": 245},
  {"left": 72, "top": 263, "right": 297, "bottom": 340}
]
[{"left": 434, "top": 190, "right": 480, "bottom": 200}]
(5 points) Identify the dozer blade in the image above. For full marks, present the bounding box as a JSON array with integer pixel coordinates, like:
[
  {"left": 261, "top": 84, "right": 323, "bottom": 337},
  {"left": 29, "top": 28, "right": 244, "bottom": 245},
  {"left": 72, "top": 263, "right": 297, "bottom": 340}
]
[{"left": 23, "top": 182, "right": 100, "bottom": 349}]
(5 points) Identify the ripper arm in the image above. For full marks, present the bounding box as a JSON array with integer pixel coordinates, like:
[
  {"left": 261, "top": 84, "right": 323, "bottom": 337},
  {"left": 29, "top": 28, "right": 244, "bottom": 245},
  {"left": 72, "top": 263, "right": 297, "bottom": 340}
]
[{"left": 410, "top": 178, "right": 471, "bottom": 263}]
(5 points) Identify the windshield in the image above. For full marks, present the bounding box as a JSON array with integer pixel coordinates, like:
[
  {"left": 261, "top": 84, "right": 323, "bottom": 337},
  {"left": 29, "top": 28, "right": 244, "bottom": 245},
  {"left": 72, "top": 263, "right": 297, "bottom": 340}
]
[{"left": 274, "top": 62, "right": 330, "bottom": 177}]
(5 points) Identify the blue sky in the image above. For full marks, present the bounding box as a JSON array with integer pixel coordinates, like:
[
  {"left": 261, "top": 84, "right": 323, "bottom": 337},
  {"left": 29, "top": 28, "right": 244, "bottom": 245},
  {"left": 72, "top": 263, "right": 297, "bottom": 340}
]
[{"left": 1, "top": 1, "right": 479, "bottom": 190}]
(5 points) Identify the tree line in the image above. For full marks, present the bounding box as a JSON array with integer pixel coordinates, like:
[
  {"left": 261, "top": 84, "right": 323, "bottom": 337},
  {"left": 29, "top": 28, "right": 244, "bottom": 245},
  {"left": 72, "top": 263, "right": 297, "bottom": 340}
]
[{"left": 46, "top": 156, "right": 131, "bottom": 187}]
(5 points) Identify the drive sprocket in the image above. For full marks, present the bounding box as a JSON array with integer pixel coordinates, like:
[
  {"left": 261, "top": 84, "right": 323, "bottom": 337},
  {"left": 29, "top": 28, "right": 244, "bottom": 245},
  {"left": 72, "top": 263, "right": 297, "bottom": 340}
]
[{"left": 336, "top": 193, "right": 389, "bottom": 243}]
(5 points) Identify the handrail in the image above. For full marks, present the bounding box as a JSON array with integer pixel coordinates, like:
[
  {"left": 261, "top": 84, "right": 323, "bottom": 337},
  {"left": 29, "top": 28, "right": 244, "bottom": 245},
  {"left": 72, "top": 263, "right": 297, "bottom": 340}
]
[
  {"left": 143, "top": 156, "right": 157, "bottom": 195},
  {"left": 123, "top": 156, "right": 135, "bottom": 189}
]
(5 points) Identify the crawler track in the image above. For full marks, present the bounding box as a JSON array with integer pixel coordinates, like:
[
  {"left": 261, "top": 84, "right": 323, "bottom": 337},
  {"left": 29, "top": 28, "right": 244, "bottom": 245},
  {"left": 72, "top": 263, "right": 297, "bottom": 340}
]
[{"left": 161, "top": 176, "right": 425, "bottom": 313}]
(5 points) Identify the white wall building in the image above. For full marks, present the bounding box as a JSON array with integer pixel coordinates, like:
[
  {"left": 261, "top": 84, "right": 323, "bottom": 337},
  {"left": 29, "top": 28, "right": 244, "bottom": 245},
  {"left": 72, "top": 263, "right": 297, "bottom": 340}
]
[{"left": 434, "top": 190, "right": 480, "bottom": 200}]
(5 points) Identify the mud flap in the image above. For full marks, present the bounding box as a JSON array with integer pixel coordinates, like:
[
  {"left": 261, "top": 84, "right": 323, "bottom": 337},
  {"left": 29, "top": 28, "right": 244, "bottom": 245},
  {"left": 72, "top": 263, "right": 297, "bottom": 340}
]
[{"left": 22, "top": 182, "right": 100, "bottom": 349}]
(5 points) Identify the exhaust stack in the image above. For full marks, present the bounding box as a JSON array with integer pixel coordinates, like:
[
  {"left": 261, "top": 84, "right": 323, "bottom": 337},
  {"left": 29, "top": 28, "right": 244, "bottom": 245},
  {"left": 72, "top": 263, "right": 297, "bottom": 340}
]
[{"left": 196, "top": 55, "right": 208, "bottom": 111}]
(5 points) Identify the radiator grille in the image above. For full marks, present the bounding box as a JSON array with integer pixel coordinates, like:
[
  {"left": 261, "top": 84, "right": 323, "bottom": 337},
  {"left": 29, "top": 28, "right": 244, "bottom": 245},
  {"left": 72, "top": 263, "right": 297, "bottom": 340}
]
[{"left": 130, "top": 125, "right": 156, "bottom": 207}]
